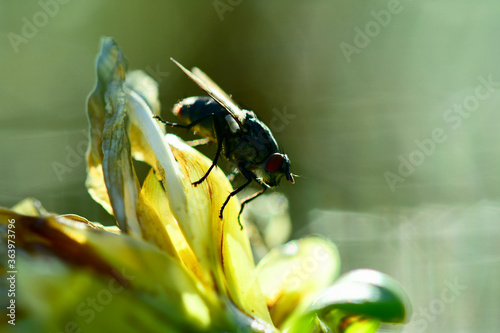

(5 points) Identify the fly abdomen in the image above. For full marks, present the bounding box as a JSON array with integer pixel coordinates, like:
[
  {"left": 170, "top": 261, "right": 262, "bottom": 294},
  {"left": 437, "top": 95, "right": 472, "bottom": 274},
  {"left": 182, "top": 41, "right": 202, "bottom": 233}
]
[{"left": 172, "top": 96, "right": 227, "bottom": 141}]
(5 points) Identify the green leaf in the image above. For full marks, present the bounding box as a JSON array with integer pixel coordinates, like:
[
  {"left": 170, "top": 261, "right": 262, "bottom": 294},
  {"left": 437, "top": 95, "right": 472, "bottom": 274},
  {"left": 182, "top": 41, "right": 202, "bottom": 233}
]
[
  {"left": 285, "top": 269, "right": 410, "bottom": 333},
  {"left": 310, "top": 269, "right": 411, "bottom": 324}
]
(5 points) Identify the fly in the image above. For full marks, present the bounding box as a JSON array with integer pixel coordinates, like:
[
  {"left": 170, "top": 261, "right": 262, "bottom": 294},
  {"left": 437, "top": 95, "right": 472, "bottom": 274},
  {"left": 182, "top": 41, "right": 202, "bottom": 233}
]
[{"left": 155, "top": 58, "right": 295, "bottom": 229}]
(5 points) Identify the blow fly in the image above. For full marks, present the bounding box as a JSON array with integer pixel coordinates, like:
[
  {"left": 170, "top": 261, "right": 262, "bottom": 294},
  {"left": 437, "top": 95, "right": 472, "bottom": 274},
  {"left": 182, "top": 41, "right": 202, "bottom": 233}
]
[{"left": 155, "top": 59, "right": 294, "bottom": 228}]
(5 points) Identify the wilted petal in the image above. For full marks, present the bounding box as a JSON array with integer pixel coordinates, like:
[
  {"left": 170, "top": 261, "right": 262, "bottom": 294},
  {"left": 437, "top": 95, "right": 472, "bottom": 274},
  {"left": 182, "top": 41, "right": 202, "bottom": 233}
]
[
  {"left": 85, "top": 37, "right": 142, "bottom": 237},
  {"left": 256, "top": 236, "right": 340, "bottom": 328}
]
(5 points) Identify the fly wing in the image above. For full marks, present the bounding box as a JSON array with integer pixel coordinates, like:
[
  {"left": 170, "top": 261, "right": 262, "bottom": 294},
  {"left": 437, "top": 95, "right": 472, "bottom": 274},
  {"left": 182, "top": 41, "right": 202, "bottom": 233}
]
[{"left": 171, "top": 58, "right": 245, "bottom": 128}]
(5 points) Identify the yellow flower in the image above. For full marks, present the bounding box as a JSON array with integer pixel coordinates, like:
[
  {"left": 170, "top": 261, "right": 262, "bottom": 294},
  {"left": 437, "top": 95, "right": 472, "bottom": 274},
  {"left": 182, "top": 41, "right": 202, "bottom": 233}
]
[{"left": 0, "top": 37, "right": 410, "bottom": 333}]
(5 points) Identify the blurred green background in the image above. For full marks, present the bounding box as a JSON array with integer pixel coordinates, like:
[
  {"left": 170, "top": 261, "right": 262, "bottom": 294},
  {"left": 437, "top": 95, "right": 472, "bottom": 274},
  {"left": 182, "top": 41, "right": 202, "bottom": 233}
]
[{"left": 1, "top": 1, "right": 499, "bottom": 332}]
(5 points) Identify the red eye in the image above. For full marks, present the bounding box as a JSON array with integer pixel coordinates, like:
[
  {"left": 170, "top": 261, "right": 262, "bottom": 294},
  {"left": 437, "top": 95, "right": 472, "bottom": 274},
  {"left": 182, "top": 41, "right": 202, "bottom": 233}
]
[{"left": 265, "top": 153, "right": 284, "bottom": 172}]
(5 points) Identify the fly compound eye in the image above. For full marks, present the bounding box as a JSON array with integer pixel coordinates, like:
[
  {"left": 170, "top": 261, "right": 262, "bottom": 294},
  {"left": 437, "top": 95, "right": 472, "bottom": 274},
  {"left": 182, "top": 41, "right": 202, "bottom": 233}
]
[{"left": 265, "top": 153, "right": 284, "bottom": 173}]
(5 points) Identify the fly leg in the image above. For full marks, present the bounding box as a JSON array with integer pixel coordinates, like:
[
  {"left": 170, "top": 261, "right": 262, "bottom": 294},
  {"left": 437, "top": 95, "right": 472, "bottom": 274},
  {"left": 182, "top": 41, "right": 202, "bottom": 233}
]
[
  {"left": 238, "top": 186, "right": 267, "bottom": 227},
  {"left": 219, "top": 165, "right": 260, "bottom": 229},
  {"left": 154, "top": 114, "right": 225, "bottom": 186},
  {"left": 219, "top": 178, "right": 251, "bottom": 222},
  {"left": 192, "top": 131, "right": 223, "bottom": 186},
  {"left": 154, "top": 114, "right": 213, "bottom": 130}
]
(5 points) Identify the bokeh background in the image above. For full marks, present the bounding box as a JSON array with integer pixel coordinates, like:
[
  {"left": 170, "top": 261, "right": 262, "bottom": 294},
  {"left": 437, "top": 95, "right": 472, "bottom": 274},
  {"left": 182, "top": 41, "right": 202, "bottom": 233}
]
[{"left": 1, "top": 1, "right": 499, "bottom": 332}]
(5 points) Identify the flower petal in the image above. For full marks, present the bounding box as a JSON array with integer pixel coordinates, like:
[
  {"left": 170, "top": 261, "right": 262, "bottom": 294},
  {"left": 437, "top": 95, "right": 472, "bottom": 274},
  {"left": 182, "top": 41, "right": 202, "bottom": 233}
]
[
  {"left": 85, "top": 37, "right": 142, "bottom": 237},
  {"left": 137, "top": 169, "right": 208, "bottom": 286},
  {"left": 165, "top": 134, "right": 273, "bottom": 325},
  {"left": 256, "top": 236, "right": 341, "bottom": 328},
  {"left": 125, "top": 70, "right": 165, "bottom": 166}
]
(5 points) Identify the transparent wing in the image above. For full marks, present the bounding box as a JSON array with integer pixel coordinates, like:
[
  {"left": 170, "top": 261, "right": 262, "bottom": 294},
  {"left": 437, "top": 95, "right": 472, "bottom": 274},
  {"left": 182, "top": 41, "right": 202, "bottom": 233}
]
[{"left": 171, "top": 58, "right": 246, "bottom": 128}]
